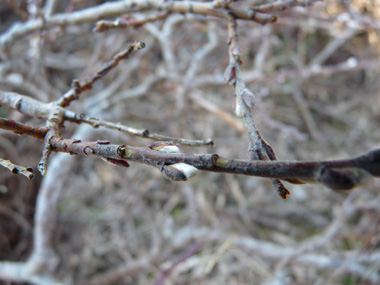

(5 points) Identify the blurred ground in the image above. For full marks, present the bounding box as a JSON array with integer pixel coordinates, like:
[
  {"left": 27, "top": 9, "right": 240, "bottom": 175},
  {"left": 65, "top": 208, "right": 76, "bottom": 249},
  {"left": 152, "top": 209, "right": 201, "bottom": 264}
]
[{"left": 0, "top": 0, "right": 380, "bottom": 284}]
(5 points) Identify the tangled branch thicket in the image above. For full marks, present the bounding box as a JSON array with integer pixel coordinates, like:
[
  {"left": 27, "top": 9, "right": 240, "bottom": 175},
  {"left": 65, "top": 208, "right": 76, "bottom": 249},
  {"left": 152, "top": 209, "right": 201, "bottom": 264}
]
[{"left": 0, "top": 0, "right": 380, "bottom": 284}]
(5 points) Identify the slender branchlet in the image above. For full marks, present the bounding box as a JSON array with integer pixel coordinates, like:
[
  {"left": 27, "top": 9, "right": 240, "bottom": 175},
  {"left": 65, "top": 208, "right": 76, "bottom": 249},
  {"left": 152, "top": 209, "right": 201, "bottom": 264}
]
[
  {"left": 56, "top": 41, "right": 146, "bottom": 108},
  {"left": 93, "top": 12, "right": 170, "bottom": 32},
  {"left": 0, "top": 117, "right": 48, "bottom": 140},
  {"left": 225, "top": 15, "right": 291, "bottom": 199},
  {"left": 0, "top": 158, "right": 35, "bottom": 180},
  {"left": 253, "top": 0, "right": 321, "bottom": 13},
  {"left": 0, "top": 91, "right": 213, "bottom": 147},
  {"left": 0, "top": 0, "right": 297, "bottom": 51}
]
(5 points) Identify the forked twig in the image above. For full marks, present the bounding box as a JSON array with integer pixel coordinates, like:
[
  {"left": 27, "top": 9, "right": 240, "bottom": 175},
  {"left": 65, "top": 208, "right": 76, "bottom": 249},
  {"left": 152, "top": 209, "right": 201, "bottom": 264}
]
[{"left": 225, "top": 15, "right": 290, "bottom": 198}]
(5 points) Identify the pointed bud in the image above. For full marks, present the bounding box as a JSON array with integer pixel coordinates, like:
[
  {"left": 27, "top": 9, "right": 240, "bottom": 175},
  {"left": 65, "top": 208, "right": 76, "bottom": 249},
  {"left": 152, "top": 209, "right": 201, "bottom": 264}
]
[
  {"left": 241, "top": 88, "right": 256, "bottom": 109},
  {"left": 231, "top": 47, "right": 243, "bottom": 65},
  {"left": 149, "top": 141, "right": 180, "bottom": 153},
  {"left": 101, "top": 157, "right": 130, "bottom": 168},
  {"left": 93, "top": 21, "right": 107, "bottom": 32},
  {"left": 224, "top": 64, "right": 236, "bottom": 85},
  {"left": 162, "top": 163, "right": 198, "bottom": 181},
  {"left": 231, "top": 47, "right": 241, "bottom": 57}
]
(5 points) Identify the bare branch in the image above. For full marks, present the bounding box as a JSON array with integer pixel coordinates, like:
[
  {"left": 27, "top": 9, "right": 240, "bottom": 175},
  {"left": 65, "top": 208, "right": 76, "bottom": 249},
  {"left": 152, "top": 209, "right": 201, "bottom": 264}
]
[
  {"left": 41, "top": 135, "right": 380, "bottom": 191},
  {"left": 57, "top": 41, "right": 146, "bottom": 107},
  {"left": 0, "top": 157, "right": 34, "bottom": 180},
  {"left": 253, "top": 0, "right": 321, "bottom": 13},
  {"left": 0, "top": 0, "right": 279, "bottom": 51},
  {"left": 0, "top": 117, "right": 47, "bottom": 140},
  {"left": 0, "top": 91, "right": 213, "bottom": 146},
  {"left": 93, "top": 12, "right": 170, "bottom": 32},
  {"left": 225, "top": 15, "right": 290, "bottom": 198},
  {"left": 66, "top": 113, "right": 214, "bottom": 146}
]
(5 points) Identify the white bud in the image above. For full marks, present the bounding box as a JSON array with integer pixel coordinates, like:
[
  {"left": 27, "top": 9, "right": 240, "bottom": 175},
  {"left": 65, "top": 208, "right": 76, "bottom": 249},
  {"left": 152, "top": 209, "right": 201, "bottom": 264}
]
[
  {"left": 156, "top": 145, "right": 180, "bottom": 153},
  {"left": 169, "top": 163, "right": 198, "bottom": 179},
  {"left": 150, "top": 142, "right": 180, "bottom": 153}
]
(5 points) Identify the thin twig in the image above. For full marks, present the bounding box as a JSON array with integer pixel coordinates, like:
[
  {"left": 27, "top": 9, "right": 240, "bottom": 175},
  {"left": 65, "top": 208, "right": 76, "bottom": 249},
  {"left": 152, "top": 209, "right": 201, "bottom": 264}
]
[
  {"left": 93, "top": 11, "right": 170, "bottom": 32},
  {"left": 0, "top": 117, "right": 48, "bottom": 140},
  {"left": 0, "top": 158, "right": 34, "bottom": 180},
  {"left": 66, "top": 112, "right": 214, "bottom": 146},
  {"left": 225, "top": 15, "right": 290, "bottom": 198},
  {"left": 152, "top": 240, "right": 203, "bottom": 285},
  {"left": 56, "top": 41, "right": 146, "bottom": 107},
  {"left": 0, "top": 0, "right": 278, "bottom": 51},
  {"left": 0, "top": 91, "right": 213, "bottom": 146},
  {"left": 253, "top": 0, "right": 321, "bottom": 13}
]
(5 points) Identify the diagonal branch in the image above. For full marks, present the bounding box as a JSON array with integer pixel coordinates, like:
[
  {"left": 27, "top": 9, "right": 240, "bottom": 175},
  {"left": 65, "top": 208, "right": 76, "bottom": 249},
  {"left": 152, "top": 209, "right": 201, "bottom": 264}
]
[
  {"left": 66, "top": 113, "right": 214, "bottom": 146},
  {"left": 56, "top": 41, "right": 146, "bottom": 107},
  {"left": 0, "top": 117, "right": 48, "bottom": 140},
  {"left": 0, "top": 91, "right": 213, "bottom": 146},
  {"left": 0, "top": 157, "right": 35, "bottom": 180}
]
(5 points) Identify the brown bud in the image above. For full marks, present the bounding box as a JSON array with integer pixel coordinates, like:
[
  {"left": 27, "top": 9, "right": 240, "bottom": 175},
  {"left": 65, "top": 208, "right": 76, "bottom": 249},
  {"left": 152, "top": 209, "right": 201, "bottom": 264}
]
[
  {"left": 149, "top": 141, "right": 180, "bottom": 153},
  {"left": 231, "top": 47, "right": 242, "bottom": 64},
  {"left": 241, "top": 88, "right": 256, "bottom": 109},
  {"left": 101, "top": 157, "right": 130, "bottom": 168},
  {"left": 224, "top": 64, "right": 236, "bottom": 85}
]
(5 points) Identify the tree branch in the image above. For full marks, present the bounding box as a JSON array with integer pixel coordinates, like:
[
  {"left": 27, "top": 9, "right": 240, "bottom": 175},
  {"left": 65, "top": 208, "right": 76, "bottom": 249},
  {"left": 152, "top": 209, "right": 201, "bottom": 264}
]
[
  {"left": 45, "top": 135, "right": 380, "bottom": 191},
  {"left": 225, "top": 15, "right": 290, "bottom": 198},
  {"left": 0, "top": 157, "right": 35, "bottom": 180},
  {"left": 0, "top": 0, "right": 280, "bottom": 51}
]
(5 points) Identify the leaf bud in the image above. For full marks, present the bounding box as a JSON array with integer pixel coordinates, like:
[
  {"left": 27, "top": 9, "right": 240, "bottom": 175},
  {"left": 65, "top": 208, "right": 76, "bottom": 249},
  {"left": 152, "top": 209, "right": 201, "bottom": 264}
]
[
  {"left": 162, "top": 163, "right": 198, "bottom": 181},
  {"left": 241, "top": 88, "right": 256, "bottom": 109},
  {"left": 101, "top": 157, "right": 130, "bottom": 168},
  {"left": 149, "top": 141, "right": 180, "bottom": 153},
  {"left": 224, "top": 64, "right": 236, "bottom": 85}
]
